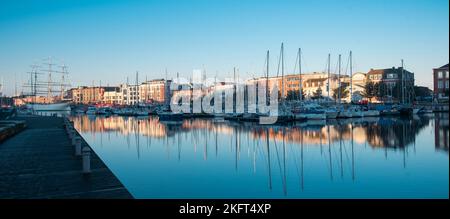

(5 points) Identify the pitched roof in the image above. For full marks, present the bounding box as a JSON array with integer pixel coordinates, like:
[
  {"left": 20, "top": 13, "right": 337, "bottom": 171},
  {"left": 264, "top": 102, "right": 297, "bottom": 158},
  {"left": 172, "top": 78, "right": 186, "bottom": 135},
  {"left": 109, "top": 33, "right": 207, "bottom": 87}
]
[
  {"left": 438, "top": 64, "right": 449, "bottom": 69},
  {"left": 367, "top": 67, "right": 413, "bottom": 75}
]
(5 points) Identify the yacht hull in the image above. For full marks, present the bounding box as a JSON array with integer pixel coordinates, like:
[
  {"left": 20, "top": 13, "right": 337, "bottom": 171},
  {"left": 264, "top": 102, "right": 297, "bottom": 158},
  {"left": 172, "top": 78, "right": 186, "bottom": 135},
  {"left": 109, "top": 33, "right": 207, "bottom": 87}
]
[{"left": 27, "top": 102, "right": 70, "bottom": 111}]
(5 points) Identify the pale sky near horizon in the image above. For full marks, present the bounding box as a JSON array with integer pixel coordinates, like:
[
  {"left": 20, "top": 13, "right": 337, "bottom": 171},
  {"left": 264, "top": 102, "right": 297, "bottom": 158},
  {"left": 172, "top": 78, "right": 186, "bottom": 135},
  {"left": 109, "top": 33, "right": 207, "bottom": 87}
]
[{"left": 0, "top": 0, "right": 448, "bottom": 96}]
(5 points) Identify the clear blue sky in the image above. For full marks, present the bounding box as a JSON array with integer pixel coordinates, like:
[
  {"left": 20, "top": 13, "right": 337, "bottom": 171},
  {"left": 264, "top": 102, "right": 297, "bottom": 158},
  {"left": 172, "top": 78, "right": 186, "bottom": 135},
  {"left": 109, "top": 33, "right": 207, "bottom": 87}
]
[{"left": 0, "top": 0, "right": 448, "bottom": 96}]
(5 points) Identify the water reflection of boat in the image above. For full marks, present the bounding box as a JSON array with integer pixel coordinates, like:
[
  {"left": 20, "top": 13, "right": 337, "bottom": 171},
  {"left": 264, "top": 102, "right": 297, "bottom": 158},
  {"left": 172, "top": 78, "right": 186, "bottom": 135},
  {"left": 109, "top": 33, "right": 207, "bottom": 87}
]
[
  {"left": 157, "top": 111, "right": 184, "bottom": 121},
  {"left": 71, "top": 112, "right": 433, "bottom": 151},
  {"left": 159, "top": 120, "right": 183, "bottom": 126},
  {"left": 67, "top": 111, "right": 447, "bottom": 198}
]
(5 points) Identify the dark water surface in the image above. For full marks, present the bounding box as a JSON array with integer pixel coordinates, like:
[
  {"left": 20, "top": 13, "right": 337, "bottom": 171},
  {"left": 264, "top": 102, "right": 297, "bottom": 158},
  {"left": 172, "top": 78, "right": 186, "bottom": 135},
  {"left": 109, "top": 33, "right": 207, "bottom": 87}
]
[{"left": 71, "top": 113, "right": 449, "bottom": 198}]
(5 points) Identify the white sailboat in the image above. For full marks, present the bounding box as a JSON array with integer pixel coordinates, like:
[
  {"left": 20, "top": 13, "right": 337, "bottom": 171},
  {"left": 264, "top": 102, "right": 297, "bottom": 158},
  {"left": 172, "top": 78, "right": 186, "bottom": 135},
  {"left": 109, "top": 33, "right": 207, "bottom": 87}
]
[
  {"left": 26, "top": 102, "right": 70, "bottom": 111},
  {"left": 362, "top": 109, "right": 380, "bottom": 117},
  {"left": 86, "top": 106, "right": 97, "bottom": 115},
  {"left": 25, "top": 58, "right": 71, "bottom": 112}
]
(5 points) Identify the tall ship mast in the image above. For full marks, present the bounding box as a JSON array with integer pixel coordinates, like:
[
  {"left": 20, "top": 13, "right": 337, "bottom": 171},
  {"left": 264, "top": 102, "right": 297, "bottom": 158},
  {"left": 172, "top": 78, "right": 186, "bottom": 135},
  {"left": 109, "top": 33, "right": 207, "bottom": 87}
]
[{"left": 24, "top": 57, "right": 71, "bottom": 111}]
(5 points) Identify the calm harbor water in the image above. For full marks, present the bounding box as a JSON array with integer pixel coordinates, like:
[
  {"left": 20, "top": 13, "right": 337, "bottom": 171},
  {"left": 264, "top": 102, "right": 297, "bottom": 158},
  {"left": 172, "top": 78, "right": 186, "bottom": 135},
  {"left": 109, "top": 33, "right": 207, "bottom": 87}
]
[{"left": 71, "top": 113, "right": 449, "bottom": 198}]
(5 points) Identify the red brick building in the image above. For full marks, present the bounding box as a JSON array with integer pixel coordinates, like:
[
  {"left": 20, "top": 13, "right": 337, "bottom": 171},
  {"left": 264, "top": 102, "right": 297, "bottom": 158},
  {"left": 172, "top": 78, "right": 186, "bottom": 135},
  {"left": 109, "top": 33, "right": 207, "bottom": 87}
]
[{"left": 433, "top": 64, "right": 449, "bottom": 99}]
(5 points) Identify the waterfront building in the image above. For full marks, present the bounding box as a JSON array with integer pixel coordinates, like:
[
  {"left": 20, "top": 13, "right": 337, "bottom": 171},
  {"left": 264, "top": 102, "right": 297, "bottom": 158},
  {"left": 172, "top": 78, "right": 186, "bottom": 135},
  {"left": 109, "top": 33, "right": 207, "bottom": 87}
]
[
  {"left": 348, "top": 72, "right": 367, "bottom": 102},
  {"left": 433, "top": 64, "right": 449, "bottom": 100},
  {"left": 366, "top": 66, "right": 415, "bottom": 103},
  {"left": 119, "top": 83, "right": 139, "bottom": 105},
  {"left": 301, "top": 72, "right": 345, "bottom": 99},
  {"left": 70, "top": 86, "right": 105, "bottom": 105},
  {"left": 138, "top": 79, "right": 170, "bottom": 104},
  {"left": 247, "top": 72, "right": 346, "bottom": 100},
  {"left": 103, "top": 87, "right": 122, "bottom": 105},
  {"left": 70, "top": 86, "right": 120, "bottom": 105}
]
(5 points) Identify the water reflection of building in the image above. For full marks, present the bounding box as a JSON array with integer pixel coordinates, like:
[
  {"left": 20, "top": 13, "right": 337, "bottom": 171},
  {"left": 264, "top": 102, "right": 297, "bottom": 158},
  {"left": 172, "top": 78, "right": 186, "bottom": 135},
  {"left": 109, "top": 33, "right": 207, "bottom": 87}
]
[
  {"left": 435, "top": 113, "right": 449, "bottom": 152},
  {"left": 245, "top": 117, "right": 428, "bottom": 150},
  {"left": 72, "top": 116, "right": 168, "bottom": 138},
  {"left": 72, "top": 115, "right": 430, "bottom": 150}
]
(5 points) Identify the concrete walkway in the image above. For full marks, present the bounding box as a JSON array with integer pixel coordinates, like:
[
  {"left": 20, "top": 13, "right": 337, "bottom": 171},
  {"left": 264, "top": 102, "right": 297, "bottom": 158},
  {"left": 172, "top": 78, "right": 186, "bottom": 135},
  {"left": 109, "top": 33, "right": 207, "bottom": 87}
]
[{"left": 0, "top": 116, "right": 133, "bottom": 199}]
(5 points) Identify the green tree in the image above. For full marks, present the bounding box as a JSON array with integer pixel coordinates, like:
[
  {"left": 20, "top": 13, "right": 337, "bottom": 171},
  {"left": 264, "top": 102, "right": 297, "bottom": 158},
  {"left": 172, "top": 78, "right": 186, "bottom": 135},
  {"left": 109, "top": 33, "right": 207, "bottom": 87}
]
[
  {"left": 332, "top": 84, "right": 349, "bottom": 100},
  {"left": 286, "top": 89, "right": 306, "bottom": 101},
  {"left": 376, "top": 83, "right": 386, "bottom": 101},
  {"left": 414, "top": 86, "right": 432, "bottom": 98},
  {"left": 311, "top": 87, "right": 323, "bottom": 99},
  {"left": 363, "top": 81, "right": 377, "bottom": 102}
]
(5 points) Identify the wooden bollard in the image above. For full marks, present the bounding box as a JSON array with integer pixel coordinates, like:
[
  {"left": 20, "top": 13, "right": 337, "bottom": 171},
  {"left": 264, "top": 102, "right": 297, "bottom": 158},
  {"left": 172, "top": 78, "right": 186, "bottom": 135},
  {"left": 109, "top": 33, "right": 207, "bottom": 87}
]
[
  {"left": 66, "top": 122, "right": 74, "bottom": 133},
  {"left": 74, "top": 137, "right": 82, "bottom": 156},
  {"left": 69, "top": 129, "right": 76, "bottom": 139},
  {"left": 82, "top": 147, "right": 91, "bottom": 174},
  {"left": 65, "top": 121, "right": 72, "bottom": 130},
  {"left": 71, "top": 131, "right": 78, "bottom": 145}
]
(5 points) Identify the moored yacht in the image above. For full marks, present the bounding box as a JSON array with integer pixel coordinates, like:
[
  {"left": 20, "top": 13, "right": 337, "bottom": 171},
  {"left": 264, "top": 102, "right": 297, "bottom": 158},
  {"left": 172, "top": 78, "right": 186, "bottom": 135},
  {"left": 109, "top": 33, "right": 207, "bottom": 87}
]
[
  {"left": 27, "top": 102, "right": 71, "bottom": 111},
  {"left": 296, "top": 103, "right": 326, "bottom": 120},
  {"left": 96, "top": 107, "right": 111, "bottom": 115},
  {"left": 324, "top": 108, "right": 339, "bottom": 119},
  {"left": 86, "top": 106, "right": 97, "bottom": 115},
  {"left": 337, "top": 107, "right": 353, "bottom": 118},
  {"left": 349, "top": 106, "right": 363, "bottom": 117},
  {"left": 117, "top": 108, "right": 134, "bottom": 116}
]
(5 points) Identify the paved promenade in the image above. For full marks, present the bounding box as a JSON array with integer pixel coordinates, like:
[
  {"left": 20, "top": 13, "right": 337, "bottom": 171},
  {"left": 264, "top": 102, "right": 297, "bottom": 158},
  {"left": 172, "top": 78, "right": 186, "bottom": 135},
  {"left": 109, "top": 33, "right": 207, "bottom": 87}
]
[{"left": 0, "top": 116, "right": 133, "bottom": 199}]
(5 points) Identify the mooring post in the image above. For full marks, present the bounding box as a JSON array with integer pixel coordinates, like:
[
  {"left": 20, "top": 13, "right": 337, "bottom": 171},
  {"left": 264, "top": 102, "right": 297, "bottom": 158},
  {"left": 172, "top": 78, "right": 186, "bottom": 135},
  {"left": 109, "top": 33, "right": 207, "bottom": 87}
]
[
  {"left": 65, "top": 121, "right": 73, "bottom": 132},
  {"left": 69, "top": 129, "right": 76, "bottom": 139},
  {"left": 71, "top": 131, "right": 78, "bottom": 145},
  {"left": 82, "top": 146, "right": 91, "bottom": 174},
  {"left": 75, "top": 137, "right": 82, "bottom": 156}
]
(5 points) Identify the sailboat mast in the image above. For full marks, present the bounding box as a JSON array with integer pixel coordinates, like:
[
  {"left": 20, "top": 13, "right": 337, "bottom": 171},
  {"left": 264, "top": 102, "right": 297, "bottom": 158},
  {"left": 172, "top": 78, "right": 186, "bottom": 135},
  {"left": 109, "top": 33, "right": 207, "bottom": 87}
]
[
  {"left": 0, "top": 77, "right": 2, "bottom": 106},
  {"left": 281, "top": 43, "right": 285, "bottom": 101},
  {"left": 33, "top": 65, "right": 38, "bottom": 105},
  {"left": 60, "top": 65, "right": 64, "bottom": 100},
  {"left": 338, "top": 54, "right": 341, "bottom": 105},
  {"left": 47, "top": 57, "right": 52, "bottom": 102},
  {"left": 327, "top": 54, "right": 331, "bottom": 100},
  {"left": 350, "top": 51, "right": 353, "bottom": 103},
  {"left": 30, "top": 70, "right": 33, "bottom": 98},
  {"left": 401, "top": 59, "right": 404, "bottom": 104},
  {"left": 136, "top": 71, "right": 139, "bottom": 106},
  {"left": 266, "top": 50, "right": 269, "bottom": 102},
  {"left": 299, "top": 48, "right": 302, "bottom": 102}
]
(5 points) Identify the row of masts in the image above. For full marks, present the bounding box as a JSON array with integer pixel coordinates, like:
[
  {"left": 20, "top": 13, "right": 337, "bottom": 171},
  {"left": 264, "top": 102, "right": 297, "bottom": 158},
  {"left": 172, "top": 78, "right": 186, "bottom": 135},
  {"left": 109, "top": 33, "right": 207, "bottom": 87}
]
[
  {"left": 264, "top": 43, "right": 410, "bottom": 105},
  {"left": 25, "top": 57, "right": 70, "bottom": 102},
  {"left": 264, "top": 43, "right": 355, "bottom": 104}
]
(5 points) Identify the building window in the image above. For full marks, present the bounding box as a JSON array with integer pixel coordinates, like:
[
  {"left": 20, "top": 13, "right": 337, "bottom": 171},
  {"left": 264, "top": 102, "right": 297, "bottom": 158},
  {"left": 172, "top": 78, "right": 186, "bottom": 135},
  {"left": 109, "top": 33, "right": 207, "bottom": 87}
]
[
  {"left": 438, "top": 81, "right": 443, "bottom": 89},
  {"left": 446, "top": 81, "right": 449, "bottom": 89},
  {"left": 438, "top": 71, "right": 443, "bottom": 79},
  {"left": 387, "top": 73, "right": 397, "bottom": 79},
  {"left": 446, "top": 71, "right": 449, "bottom": 78}
]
